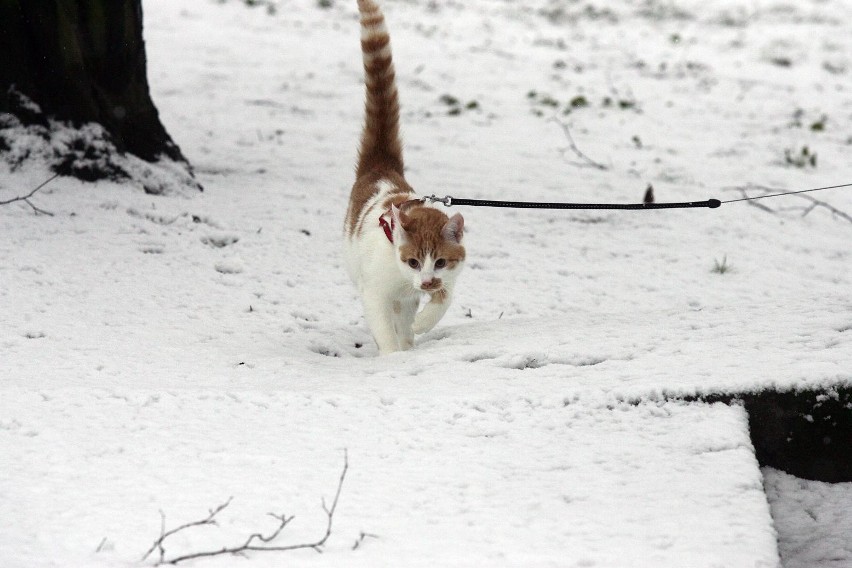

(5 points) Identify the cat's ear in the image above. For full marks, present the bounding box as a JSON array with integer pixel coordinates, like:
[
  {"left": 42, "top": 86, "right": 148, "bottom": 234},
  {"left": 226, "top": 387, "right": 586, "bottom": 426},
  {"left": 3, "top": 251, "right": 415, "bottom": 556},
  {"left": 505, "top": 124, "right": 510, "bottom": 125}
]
[
  {"left": 391, "top": 204, "right": 411, "bottom": 240},
  {"left": 442, "top": 213, "right": 464, "bottom": 244}
]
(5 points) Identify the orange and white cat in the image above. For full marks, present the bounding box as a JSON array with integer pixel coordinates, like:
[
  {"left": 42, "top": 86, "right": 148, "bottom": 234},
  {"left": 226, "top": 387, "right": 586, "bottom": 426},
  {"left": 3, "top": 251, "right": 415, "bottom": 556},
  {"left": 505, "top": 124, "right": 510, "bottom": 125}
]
[{"left": 345, "top": 0, "right": 465, "bottom": 355}]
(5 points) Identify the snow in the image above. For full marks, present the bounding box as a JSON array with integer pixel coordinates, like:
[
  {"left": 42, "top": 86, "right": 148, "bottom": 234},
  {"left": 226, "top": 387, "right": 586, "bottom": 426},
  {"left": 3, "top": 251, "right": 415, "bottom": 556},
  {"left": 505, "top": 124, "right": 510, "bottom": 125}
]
[
  {"left": 2, "top": 0, "right": 851, "bottom": 566},
  {"left": 0, "top": 113, "right": 198, "bottom": 195},
  {"left": 764, "top": 468, "right": 852, "bottom": 568},
  {"left": 1, "top": 392, "right": 779, "bottom": 567}
]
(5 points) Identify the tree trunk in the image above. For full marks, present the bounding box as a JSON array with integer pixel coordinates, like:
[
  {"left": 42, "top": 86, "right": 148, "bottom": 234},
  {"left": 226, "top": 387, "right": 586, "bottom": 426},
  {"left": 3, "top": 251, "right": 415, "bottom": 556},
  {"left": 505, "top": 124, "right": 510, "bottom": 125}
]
[{"left": 0, "top": 0, "right": 196, "bottom": 188}]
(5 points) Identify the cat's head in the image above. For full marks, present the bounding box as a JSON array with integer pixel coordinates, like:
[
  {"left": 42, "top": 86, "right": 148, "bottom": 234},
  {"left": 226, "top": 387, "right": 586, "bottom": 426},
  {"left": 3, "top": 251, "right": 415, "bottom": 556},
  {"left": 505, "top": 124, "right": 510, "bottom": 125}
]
[{"left": 391, "top": 204, "right": 465, "bottom": 292}]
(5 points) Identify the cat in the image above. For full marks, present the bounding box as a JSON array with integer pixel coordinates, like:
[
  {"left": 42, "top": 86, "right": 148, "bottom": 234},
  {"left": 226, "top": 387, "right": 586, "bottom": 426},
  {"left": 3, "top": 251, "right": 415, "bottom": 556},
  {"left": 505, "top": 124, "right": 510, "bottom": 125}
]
[{"left": 345, "top": 0, "right": 466, "bottom": 355}]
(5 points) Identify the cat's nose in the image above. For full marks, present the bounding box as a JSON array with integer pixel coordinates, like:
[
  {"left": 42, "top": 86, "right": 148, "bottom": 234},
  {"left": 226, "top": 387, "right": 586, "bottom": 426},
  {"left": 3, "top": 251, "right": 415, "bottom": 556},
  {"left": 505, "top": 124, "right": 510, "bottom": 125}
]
[{"left": 420, "top": 278, "right": 441, "bottom": 291}]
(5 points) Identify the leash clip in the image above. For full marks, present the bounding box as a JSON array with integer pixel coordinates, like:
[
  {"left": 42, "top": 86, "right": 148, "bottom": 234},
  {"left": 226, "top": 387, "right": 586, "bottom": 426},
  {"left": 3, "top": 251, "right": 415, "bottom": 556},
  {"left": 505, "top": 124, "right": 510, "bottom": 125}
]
[{"left": 423, "top": 194, "right": 453, "bottom": 207}]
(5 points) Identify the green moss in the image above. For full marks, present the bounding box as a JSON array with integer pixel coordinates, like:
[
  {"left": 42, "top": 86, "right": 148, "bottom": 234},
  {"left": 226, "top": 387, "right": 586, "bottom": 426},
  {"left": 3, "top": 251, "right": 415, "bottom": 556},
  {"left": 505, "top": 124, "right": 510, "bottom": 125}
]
[
  {"left": 784, "top": 146, "right": 818, "bottom": 168},
  {"left": 810, "top": 115, "right": 827, "bottom": 131}
]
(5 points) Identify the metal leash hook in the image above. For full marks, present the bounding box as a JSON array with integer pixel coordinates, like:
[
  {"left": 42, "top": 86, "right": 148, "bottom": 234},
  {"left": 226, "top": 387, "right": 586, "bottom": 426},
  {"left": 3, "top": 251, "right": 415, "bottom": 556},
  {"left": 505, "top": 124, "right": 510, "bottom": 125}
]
[{"left": 423, "top": 194, "right": 453, "bottom": 207}]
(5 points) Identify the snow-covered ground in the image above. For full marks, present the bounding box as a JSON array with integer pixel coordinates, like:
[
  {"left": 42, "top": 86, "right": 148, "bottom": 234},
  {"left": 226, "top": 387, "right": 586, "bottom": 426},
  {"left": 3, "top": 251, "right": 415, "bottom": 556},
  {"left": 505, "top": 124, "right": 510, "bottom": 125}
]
[
  {"left": 1, "top": 0, "right": 851, "bottom": 566},
  {"left": 764, "top": 468, "right": 852, "bottom": 568}
]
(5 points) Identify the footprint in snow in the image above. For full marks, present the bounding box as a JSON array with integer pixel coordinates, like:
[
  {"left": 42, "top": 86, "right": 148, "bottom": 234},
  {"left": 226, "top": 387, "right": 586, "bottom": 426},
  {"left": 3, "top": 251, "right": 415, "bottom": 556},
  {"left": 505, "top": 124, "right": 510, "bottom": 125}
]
[
  {"left": 201, "top": 233, "right": 240, "bottom": 248},
  {"left": 140, "top": 245, "right": 165, "bottom": 254},
  {"left": 214, "top": 259, "right": 244, "bottom": 274}
]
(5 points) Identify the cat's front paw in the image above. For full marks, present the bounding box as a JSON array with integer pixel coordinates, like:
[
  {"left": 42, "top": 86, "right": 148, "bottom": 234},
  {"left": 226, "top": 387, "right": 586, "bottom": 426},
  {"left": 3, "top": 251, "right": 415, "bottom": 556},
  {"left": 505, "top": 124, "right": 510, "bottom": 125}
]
[
  {"left": 412, "top": 312, "right": 437, "bottom": 335},
  {"left": 413, "top": 293, "right": 451, "bottom": 335}
]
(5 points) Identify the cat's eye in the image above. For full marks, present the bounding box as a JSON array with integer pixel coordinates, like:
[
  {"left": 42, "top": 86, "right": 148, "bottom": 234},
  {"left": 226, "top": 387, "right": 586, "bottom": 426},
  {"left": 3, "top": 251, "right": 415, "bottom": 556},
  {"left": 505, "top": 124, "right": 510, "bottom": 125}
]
[
  {"left": 435, "top": 258, "right": 447, "bottom": 269},
  {"left": 407, "top": 258, "right": 420, "bottom": 269}
]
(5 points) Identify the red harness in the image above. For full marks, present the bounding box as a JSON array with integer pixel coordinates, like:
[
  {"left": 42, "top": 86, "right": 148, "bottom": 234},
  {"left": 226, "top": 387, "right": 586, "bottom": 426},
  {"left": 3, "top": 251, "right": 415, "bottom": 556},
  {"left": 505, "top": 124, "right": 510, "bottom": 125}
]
[
  {"left": 379, "top": 213, "right": 395, "bottom": 243},
  {"left": 379, "top": 199, "right": 424, "bottom": 243}
]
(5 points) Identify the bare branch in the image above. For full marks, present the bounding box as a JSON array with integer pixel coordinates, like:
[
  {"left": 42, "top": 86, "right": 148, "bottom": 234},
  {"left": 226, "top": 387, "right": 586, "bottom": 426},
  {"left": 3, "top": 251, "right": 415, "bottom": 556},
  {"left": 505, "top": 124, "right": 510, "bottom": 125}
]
[
  {"left": 800, "top": 202, "right": 819, "bottom": 218},
  {"left": 725, "top": 185, "right": 775, "bottom": 212},
  {"left": 0, "top": 173, "right": 58, "bottom": 216},
  {"left": 796, "top": 193, "right": 852, "bottom": 223},
  {"left": 352, "top": 531, "right": 379, "bottom": 551},
  {"left": 549, "top": 118, "right": 608, "bottom": 171},
  {"left": 725, "top": 184, "right": 852, "bottom": 223},
  {"left": 239, "top": 513, "right": 295, "bottom": 549},
  {"left": 141, "top": 497, "right": 233, "bottom": 563},
  {"left": 145, "top": 450, "right": 349, "bottom": 565}
]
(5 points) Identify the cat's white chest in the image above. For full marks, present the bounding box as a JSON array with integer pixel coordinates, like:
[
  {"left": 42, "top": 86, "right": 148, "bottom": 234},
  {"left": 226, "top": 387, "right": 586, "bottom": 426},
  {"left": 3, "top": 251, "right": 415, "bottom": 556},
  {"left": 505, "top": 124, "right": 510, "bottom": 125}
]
[
  {"left": 344, "top": 223, "right": 402, "bottom": 293},
  {"left": 343, "top": 182, "right": 407, "bottom": 292}
]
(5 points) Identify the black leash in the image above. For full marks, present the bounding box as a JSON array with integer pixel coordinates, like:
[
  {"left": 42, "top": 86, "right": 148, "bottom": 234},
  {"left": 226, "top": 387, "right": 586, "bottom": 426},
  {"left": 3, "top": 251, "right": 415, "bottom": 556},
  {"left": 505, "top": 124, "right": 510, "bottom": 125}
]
[
  {"left": 422, "top": 182, "right": 852, "bottom": 211},
  {"left": 424, "top": 195, "right": 720, "bottom": 210}
]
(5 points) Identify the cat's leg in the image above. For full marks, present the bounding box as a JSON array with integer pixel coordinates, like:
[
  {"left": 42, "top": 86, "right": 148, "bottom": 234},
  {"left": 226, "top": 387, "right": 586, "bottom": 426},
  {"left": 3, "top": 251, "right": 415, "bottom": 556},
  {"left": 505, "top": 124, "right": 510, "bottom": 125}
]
[
  {"left": 394, "top": 296, "right": 419, "bottom": 350},
  {"left": 413, "top": 288, "right": 452, "bottom": 335},
  {"left": 362, "top": 293, "right": 402, "bottom": 354}
]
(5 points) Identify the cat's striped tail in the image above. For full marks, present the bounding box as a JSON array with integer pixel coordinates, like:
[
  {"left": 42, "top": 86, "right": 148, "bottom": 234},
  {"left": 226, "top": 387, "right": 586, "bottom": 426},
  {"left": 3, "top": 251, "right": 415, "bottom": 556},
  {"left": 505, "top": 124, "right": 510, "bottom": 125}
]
[{"left": 356, "top": 0, "right": 403, "bottom": 177}]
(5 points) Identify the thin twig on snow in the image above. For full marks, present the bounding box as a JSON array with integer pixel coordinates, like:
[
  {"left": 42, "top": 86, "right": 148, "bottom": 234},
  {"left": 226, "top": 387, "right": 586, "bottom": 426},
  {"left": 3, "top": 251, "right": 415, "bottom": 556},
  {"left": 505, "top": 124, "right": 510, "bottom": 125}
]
[
  {"left": 143, "top": 450, "right": 349, "bottom": 565},
  {"left": 141, "top": 497, "right": 233, "bottom": 563},
  {"left": 549, "top": 118, "right": 608, "bottom": 171},
  {"left": 0, "top": 173, "right": 58, "bottom": 216},
  {"left": 352, "top": 531, "right": 379, "bottom": 551},
  {"left": 727, "top": 184, "right": 852, "bottom": 223}
]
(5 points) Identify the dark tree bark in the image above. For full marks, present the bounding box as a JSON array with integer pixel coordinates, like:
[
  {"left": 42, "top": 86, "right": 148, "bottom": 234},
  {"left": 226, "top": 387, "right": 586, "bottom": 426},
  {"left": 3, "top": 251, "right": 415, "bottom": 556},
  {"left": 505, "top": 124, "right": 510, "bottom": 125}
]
[{"left": 0, "top": 0, "right": 196, "bottom": 186}]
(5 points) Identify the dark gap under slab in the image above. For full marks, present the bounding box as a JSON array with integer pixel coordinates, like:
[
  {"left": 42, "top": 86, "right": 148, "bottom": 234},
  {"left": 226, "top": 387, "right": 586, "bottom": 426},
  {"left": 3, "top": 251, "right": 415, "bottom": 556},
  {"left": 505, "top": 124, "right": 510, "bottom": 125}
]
[
  {"left": 687, "top": 385, "right": 852, "bottom": 567},
  {"left": 743, "top": 387, "right": 851, "bottom": 483},
  {"left": 688, "top": 385, "right": 851, "bottom": 482}
]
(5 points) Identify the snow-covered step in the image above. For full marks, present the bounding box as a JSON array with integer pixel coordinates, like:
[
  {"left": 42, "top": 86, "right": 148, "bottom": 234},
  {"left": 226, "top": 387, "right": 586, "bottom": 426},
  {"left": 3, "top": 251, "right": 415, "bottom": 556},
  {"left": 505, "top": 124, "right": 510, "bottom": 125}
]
[{"left": 0, "top": 390, "right": 778, "bottom": 567}]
